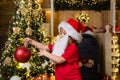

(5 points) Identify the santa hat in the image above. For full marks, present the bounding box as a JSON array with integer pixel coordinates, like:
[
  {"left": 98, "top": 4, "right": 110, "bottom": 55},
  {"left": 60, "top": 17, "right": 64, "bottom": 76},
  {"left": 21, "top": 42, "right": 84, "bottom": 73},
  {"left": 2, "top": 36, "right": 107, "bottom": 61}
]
[
  {"left": 85, "top": 26, "right": 93, "bottom": 32},
  {"left": 83, "top": 26, "right": 94, "bottom": 36},
  {"left": 58, "top": 18, "right": 85, "bottom": 43}
]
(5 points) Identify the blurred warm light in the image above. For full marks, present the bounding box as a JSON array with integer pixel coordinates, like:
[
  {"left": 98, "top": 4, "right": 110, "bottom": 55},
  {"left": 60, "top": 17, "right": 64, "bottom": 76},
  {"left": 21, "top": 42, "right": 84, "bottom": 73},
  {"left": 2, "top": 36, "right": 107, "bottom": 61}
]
[
  {"left": 16, "top": 63, "right": 23, "bottom": 69},
  {"left": 111, "top": 34, "right": 120, "bottom": 80},
  {"left": 36, "top": 0, "right": 44, "bottom": 4},
  {"left": 112, "top": 68, "right": 119, "bottom": 72},
  {"left": 45, "top": 10, "right": 51, "bottom": 23},
  {"left": 51, "top": 35, "right": 59, "bottom": 44}
]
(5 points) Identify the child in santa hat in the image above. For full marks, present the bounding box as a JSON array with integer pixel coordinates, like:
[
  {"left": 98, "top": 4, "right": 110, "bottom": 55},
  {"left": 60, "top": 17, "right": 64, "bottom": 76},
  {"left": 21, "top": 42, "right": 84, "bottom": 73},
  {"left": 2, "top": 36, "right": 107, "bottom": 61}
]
[{"left": 24, "top": 18, "right": 84, "bottom": 80}]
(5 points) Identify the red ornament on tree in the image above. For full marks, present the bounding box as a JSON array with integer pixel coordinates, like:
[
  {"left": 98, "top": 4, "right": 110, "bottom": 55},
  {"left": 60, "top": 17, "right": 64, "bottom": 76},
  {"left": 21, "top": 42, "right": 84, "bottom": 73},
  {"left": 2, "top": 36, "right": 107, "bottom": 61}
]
[{"left": 14, "top": 46, "right": 31, "bottom": 63}]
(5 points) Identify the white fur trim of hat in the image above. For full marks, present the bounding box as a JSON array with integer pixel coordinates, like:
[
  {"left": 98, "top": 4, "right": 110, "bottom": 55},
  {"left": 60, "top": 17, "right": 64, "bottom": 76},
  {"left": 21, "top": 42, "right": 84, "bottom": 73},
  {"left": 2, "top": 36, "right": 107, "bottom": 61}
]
[{"left": 58, "top": 21, "right": 82, "bottom": 43}]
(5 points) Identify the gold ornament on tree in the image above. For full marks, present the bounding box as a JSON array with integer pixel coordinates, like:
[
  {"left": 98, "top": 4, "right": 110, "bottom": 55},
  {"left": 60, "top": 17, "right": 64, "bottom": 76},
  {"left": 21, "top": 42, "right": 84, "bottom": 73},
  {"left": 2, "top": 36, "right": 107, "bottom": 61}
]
[
  {"left": 42, "top": 74, "right": 48, "bottom": 80},
  {"left": 35, "top": 0, "right": 44, "bottom": 9},
  {"left": 40, "top": 23, "right": 48, "bottom": 37},
  {"left": 75, "top": 12, "right": 90, "bottom": 25},
  {"left": 27, "top": 16, "right": 32, "bottom": 25},
  {"left": 3, "top": 57, "right": 12, "bottom": 66},
  {"left": 20, "top": 8, "right": 28, "bottom": 15},
  {"left": 25, "top": 27, "right": 32, "bottom": 36},
  {"left": 26, "top": 77, "right": 33, "bottom": 80},
  {"left": 32, "top": 10, "right": 39, "bottom": 17},
  {"left": 13, "top": 27, "right": 21, "bottom": 34},
  {"left": 33, "top": 74, "right": 42, "bottom": 80},
  {"left": 50, "top": 73, "right": 55, "bottom": 80},
  {"left": 33, "top": 74, "right": 49, "bottom": 80}
]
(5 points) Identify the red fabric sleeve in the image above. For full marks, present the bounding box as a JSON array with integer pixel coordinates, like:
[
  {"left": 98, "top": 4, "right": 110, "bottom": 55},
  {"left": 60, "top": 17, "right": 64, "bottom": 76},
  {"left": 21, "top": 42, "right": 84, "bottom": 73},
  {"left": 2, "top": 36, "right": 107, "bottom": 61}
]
[
  {"left": 48, "top": 44, "right": 53, "bottom": 53},
  {"left": 62, "top": 43, "right": 79, "bottom": 63}
]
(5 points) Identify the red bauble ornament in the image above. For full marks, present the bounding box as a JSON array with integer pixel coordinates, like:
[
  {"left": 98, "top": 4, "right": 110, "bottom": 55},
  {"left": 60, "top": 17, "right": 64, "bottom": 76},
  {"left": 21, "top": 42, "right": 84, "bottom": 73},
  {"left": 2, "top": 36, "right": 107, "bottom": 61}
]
[{"left": 14, "top": 46, "right": 31, "bottom": 63}]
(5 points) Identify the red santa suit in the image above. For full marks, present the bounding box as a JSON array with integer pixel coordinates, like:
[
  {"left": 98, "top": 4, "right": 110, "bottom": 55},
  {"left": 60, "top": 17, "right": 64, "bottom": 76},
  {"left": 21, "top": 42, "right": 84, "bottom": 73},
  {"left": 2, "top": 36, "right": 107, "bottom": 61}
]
[
  {"left": 48, "top": 43, "right": 82, "bottom": 80},
  {"left": 48, "top": 18, "right": 84, "bottom": 80}
]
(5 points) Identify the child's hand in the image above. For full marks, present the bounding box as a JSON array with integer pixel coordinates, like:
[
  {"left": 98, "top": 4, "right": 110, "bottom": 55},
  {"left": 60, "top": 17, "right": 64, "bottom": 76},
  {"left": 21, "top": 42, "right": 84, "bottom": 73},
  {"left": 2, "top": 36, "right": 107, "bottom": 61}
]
[
  {"left": 24, "top": 38, "right": 32, "bottom": 44},
  {"left": 38, "top": 50, "right": 48, "bottom": 56},
  {"left": 79, "top": 62, "right": 83, "bottom": 67}
]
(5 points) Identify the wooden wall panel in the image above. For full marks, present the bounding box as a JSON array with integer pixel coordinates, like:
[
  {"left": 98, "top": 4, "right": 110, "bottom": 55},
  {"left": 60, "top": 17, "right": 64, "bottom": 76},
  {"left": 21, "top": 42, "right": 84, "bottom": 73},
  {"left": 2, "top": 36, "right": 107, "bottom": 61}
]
[{"left": 0, "top": 0, "right": 14, "bottom": 52}]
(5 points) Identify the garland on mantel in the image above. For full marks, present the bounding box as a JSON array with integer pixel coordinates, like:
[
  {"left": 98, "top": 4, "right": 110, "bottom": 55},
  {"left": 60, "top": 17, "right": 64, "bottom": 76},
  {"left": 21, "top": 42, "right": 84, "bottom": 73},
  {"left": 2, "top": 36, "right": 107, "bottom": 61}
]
[
  {"left": 116, "top": 0, "right": 120, "bottom": 10},
  {"left": 54, "top": 0, "right": 110, "bottom": 11}
]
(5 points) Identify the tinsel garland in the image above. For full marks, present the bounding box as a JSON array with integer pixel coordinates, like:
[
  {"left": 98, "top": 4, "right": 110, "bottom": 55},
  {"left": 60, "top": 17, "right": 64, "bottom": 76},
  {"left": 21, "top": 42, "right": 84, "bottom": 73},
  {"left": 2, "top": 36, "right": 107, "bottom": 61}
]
[{"left": 54, "top": 0, "right": 110, "bottom": 11}]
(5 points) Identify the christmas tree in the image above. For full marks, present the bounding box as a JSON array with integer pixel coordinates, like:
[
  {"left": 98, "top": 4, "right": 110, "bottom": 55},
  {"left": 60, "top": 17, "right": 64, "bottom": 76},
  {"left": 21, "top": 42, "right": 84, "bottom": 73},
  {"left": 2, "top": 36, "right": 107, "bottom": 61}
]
[{"left": 0, "top": 0, "right": 54, "bottom": 80}]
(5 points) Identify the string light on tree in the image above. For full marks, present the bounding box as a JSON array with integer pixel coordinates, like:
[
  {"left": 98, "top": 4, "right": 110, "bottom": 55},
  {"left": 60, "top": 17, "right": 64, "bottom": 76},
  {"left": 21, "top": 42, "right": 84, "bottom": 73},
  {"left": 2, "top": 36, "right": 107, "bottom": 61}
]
[{"left": 111, "top": 34, "right": 120, "bottom": 80}]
